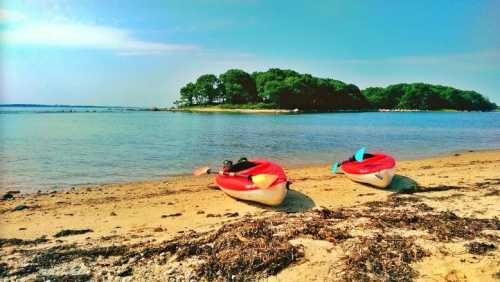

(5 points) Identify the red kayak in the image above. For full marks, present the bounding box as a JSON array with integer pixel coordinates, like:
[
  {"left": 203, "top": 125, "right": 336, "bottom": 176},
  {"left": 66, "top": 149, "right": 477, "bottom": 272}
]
[
  {"left": 215, "top": 159, "right": 288, "bottom": 206},
  {"left": 341, "top": 152, "right": 396, "bottom": 188}
]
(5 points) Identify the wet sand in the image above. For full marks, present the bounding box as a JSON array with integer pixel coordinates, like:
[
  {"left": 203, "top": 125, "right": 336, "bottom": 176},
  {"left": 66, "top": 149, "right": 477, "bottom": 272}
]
[{"left": 1, "top": 150, "right": 499, "bottom": 281}]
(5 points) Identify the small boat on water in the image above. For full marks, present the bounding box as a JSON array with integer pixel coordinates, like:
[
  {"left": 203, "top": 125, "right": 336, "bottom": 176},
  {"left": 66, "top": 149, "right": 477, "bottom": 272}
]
[
  {"left": 333, "top": 149, "right": 396, "bottom": 188},
  {"left": 215, "top": 159, "right": 288, "bottom": 206}
]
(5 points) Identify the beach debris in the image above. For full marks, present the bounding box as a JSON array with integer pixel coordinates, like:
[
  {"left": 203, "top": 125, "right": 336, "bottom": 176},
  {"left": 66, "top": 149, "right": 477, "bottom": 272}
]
[
  {"left": 12, "top": 204, "right": 29, "bottom": 211},
  {"left": 341, "top": 234, "right": 428, "bottom": 281},
  {"left": 0, "top": 236, "right": 48, "bottom": 247},
  {"left": 484, "top": 189, "right": 500, "bottom": 196},
  {"left": 475, "top": 178, "right": 500, "bottom": 189},
  {"left": 153, "top": 227, "right": 164, "bottom": 232},
  {"left": 170, "top": 218, "right": 306, "bottom": 280},
  {"left": 363, "top": 199, "right": 499, "bottom": 241},
  {"left": 117, "top": 266, "right": 133, "bottom": 277},
  {"left": 0, "top": 263, "right": 8, "bottom": 277},
  {"left": 54, "top": 229, "right": 93, "bottom": 238},
  {"left": 32, "top": 245, "right": 127, "bottom": 268},
  {"left": 110, "top": 211, "right": 117, "bottom": 216},
  {"left": 223, "top": 212, "right": 239, "bottom": 217},
  {"left": 161, "top": 213, "right": 182, "bottom": 218},
  {"left": 33, "top": 274, "right": 92, "bottom": 282},
  {"left": 465, "top": 242, "right": 497, "bottom": 255},
  {"left": 2, "top": 193, "right": 15, "bottom": 201},
  {"left": 10, "top": 264, "right": 39, "bottom": 277}
]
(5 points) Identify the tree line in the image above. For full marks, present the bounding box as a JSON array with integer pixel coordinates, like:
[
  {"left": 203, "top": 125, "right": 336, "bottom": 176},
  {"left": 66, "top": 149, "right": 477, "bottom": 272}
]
[{"left": 176, "top": 68, "right": 497, "bottom": 111}]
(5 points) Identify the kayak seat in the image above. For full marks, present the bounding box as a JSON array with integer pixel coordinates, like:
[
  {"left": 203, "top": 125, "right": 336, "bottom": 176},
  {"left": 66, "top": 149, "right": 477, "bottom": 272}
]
[
  {"left": 348, "top": 153, "right": 375, "bottom": 162},
  {"left": 227, "top": 160, "right": 257, "bottom": 172}
]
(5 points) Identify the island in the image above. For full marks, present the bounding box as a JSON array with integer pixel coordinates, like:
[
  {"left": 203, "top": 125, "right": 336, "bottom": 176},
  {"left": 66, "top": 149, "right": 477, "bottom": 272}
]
[{"left": 173, "top": 68, "right": 497, "bottom": 112}]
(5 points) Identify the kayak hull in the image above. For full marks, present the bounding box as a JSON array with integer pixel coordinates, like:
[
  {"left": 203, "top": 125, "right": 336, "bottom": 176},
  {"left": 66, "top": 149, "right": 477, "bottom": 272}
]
[
  {"left": 344, "top": 168, "right": 395, "bottom": 188},
  {"left": 218, "top": 182, "right": 287, "bottom": 206},
  {"left": 340, "top": 152, "right": 396, "bottom": 188},
  {"left": 215, "top": 159, "right": 288, "bottom": 206}
]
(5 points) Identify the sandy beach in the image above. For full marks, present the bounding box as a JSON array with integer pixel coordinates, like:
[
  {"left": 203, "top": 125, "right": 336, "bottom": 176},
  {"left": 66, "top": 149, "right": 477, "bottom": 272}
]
[
  {"left": 167, "top": 107, "right": 294, "bottom": 114},
  {"left": 1, "top": 150, "right": 499, "bottom": 281}
]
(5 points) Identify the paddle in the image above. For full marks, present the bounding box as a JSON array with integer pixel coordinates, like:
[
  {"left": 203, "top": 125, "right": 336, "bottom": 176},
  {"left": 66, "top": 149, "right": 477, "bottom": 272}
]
[
  {"left": 332, "top": 147, "right": 366, "bottom": 174},
  {"left": 193, "top": 166, "right": 279, "bottom": 189}
]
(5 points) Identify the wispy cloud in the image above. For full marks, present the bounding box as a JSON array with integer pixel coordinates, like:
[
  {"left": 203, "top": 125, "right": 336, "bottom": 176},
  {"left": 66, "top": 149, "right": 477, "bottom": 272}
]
[{"left": 1, "top": 10, "right": 198, "bottom": 55}]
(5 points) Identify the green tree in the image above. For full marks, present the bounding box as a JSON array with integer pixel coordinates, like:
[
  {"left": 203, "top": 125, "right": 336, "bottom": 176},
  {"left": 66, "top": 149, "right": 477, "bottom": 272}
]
[
  {"left": 178, "top": 82, "right": 196, "bottom": 106},
  {"left": 219, "top": 69, "right": 258, "bottom": 104},
  {"left": 176, "top": 69, "right": 496, "bottom": 111},
  {"left": 194, "top": 74, "right": 222, "bottom": 104}
]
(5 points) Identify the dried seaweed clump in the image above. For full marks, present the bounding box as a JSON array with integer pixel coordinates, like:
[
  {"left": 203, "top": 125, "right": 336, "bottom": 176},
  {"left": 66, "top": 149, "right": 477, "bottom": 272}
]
[
  {"left": 31, "top": 245, "right": 128, "bottom": 268},
  {"left": 33, "top": 274, "right": 92, "bottom": 282},
  {"left": 366, "top": 209, "right": 499, "bottom": 241},
  {"left": 465, "top": 242, "right": 497, "bottom": 255},
  {"left": 0, "top": 236, "right": 48, "bottom": 247},
  {"left": 341, "top": 234, "right": 429, "bottom": 282},
  {"left": 54, "top": 229, "right": 93, "bottom": 238},
  {"left": 143, "top": 210, "right": 352, "bottom": 281},
  {"left": 185, "top": 218, "right": 304, "bottom": 281}
]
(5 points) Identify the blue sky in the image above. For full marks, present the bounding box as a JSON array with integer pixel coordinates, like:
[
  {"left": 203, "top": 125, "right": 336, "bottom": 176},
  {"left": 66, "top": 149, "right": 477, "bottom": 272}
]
[{"left": 1, "top": 0, "right": 499, "bottom": 106}]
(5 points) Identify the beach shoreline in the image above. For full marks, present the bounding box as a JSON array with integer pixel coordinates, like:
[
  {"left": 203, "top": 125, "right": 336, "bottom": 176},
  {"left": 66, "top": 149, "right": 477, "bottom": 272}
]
[
  {"left": 3, "top": 147, "right": 497, "bottom": 196},
  {"left": 1, "top": 149, "right": 499, "bottom": 280}
]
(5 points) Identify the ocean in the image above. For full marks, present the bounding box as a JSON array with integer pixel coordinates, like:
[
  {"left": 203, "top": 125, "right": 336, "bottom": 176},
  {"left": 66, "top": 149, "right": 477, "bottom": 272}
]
[{"left": 1, "top": 107, "right": 499, "bottom": 192}]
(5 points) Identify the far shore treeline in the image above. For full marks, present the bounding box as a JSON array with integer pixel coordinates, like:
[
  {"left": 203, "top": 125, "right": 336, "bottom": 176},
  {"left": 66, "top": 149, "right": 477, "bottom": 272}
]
[{"left": 176, "top": 68, "right": 497, "bottom": 111}]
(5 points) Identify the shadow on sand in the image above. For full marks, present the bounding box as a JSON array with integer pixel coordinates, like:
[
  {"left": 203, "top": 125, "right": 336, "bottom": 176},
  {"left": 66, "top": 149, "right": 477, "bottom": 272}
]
[
  {"left": 242, "top": 189, "right": 316, "bottom": 213},
  {"left": 388, "top": 175, "right": 419, "bottom": 193}
]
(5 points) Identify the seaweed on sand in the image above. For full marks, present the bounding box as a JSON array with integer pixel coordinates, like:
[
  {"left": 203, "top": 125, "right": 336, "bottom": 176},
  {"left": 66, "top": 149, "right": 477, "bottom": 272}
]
[
  {"left": 194, "top": 218, "right": 304, "bottom": 280},
  {"left": 31, "top": 245, "right": 128, "bottom": 268},
  {"left": 54, "top": 229, "right": 93, "bottom": 238},
  {"left": 10, "top": 244, "right": 129, "bottom": 278},
  {"left": 0, "top": 263, "right": 8, "bottom": 277},
  {"left": 341, "top": 234, "right": 429, "bottom": 282},
  {"left": 34, "top": 274, "right": 92, "bottom": 282},
  {"left": 465, "top": 242, "right": 497, "bottom": 255},
  {"left": 121, "top": 209, "right": 351, "bottom": 281},
  {"left": 363, "top": 208, "right": 499, "bottom": 241},
  {"left": 0, "top": 236, "right": 48, "bottom": 247},
  {"left": 361, "top": 195, "right": 500, "bottom": 241}
]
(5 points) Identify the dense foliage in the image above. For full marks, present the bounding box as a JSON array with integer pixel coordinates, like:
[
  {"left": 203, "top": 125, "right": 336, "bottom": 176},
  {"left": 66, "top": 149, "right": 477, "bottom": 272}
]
[
  {"left": 363, "top": 83, "right": 496, "bottom": 111},
  {"left": 176, "top": 68, "right": 496, "bottom": 111}
]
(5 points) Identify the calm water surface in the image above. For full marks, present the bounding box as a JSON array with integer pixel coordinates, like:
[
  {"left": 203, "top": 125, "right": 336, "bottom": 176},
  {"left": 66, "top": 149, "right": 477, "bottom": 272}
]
[{"left": 1, "top": 108, "right": 499, "bottom": 192}]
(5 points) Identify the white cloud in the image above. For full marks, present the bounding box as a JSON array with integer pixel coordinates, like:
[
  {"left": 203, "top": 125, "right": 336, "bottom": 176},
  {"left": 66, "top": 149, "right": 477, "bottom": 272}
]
[
  {"left": 2, "top": 21, "right": 198, "bottom": 55},
  {"left": 0, "top": 9, "right": 26, "bottom": 23}
]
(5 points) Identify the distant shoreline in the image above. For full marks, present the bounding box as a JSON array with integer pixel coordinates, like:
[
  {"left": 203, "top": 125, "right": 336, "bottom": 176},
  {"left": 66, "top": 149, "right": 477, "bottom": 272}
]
[
  {"left": 166, "top": 106, "right": 295, "bottom": 114},
  {"left": 154, "top": 106, "right": 495, "bottom": 114}
]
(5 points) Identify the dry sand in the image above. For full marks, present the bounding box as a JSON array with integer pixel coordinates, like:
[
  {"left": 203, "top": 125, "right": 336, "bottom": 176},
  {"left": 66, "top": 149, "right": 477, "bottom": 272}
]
[{"left": 1, "top": 150, "right": 499, "bottom": 281}]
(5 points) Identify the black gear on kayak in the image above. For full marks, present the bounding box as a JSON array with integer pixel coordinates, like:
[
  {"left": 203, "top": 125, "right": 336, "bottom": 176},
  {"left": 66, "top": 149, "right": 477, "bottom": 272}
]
[
  {"left": 222, "top": 160, "right": 233, "bottom": 172},
  {"left": 226, "top": 157, "right": 256, "bottom": 173},
  {"left": 348, "top": 153, "right": 375, "bottom": 162}
]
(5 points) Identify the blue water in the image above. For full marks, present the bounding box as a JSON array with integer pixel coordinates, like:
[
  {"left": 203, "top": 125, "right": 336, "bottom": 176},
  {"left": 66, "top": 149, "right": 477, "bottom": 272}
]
[{"left": 1, "top": 108, "right": 499, "bottom": 192}]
